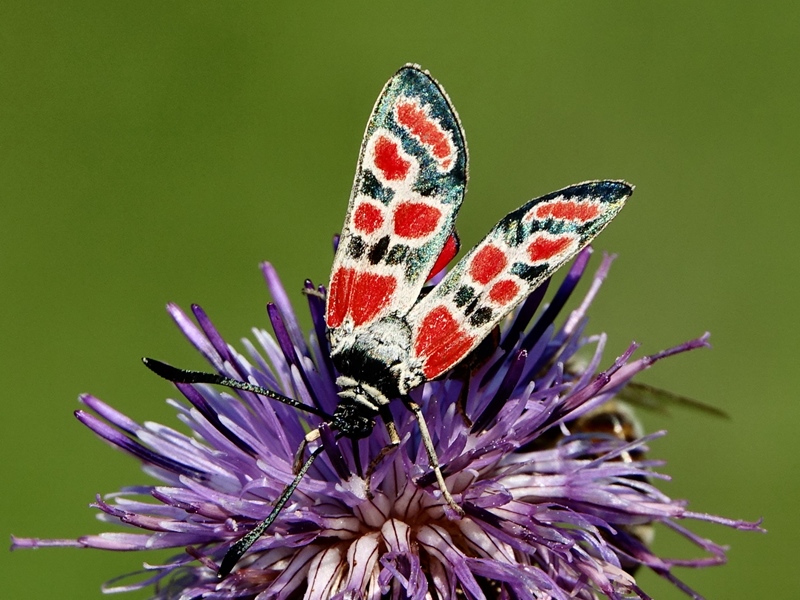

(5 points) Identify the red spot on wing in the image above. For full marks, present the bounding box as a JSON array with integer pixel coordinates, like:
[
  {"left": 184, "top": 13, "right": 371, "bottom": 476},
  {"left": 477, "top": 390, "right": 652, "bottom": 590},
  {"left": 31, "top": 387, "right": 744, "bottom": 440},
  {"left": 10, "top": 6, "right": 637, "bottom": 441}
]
[
  {"left": 353, "top": 202, "right": 384, "bottom": 235},
  {"left": 534, "top": 200, "right": 601, "bottom": 223},
  {"left": 426, "top": 231, "right": 460, "bottom": 281},
  {"left": 469, "top": 244, "right": 507, "bottom": 285},
  {"left": 527, "top": 235, "right": 574, "bottom": 263},
  {"left": 393, "top": 202, "right": 442, "bottom": 239},
  {"left": 488, "top": 279, "right": 520, "bottom": 306},
  {"left": 396, "top": 100, "right": 454, "bottom": 168},
  {"left": 327, "top": 267, "right": 397, "bottom": 328},
  {"left": 414, "top": 305, "right": 475, "bottom": 379},
  {"left": 350, "top": 272, "right": 396, "bottom": 326},
  {"left": 326, "top": 267, "right": 354, "bottom": 328},
  {"left": 373, "top": 136, "right": 410, "bottom": 181}
]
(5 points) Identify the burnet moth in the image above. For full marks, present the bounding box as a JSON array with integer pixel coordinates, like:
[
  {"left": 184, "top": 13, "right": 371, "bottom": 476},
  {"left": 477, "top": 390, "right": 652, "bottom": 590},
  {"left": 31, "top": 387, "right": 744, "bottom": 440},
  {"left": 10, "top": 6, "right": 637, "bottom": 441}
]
[{"left": 144, "top": 64, "right": 633, "bottom": 579}]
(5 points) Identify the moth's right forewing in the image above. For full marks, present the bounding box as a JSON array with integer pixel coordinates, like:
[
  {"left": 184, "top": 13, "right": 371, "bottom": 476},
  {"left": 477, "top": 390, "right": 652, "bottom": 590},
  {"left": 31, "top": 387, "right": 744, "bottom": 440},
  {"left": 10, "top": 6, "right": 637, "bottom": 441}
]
[{"left": 407, "top": 180, "right": 633, "bottom": 381}]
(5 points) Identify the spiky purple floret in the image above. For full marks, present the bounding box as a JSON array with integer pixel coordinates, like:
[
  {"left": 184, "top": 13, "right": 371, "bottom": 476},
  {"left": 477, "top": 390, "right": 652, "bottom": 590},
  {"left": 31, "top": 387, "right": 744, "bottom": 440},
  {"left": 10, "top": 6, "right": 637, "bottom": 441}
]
[{"left": 12, "top": 249, "right": 761, "bottom": 599}]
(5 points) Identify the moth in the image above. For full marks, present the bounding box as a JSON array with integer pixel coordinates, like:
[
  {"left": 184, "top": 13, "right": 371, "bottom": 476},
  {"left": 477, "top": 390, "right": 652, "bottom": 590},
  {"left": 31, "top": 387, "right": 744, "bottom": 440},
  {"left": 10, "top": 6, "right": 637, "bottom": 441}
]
[{"left": 145, "top": 64, "right": 633, "bottom": 578}]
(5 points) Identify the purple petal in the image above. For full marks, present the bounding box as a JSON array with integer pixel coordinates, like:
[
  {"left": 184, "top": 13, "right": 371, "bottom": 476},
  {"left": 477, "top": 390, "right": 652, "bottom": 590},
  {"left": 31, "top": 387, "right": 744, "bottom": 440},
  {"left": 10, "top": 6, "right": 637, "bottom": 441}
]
[
  {"left": 191, "top": 303, "right": 233, "bottom": 365},
  {"left": 167, "top": 303, "right": 224, "bottom": 370},
  {"left": 523, "top": 246, "right": 594, "bottom": 353},
  {"left": 262, "top": 261, "right": 309, "bottom": 356},
  {"left": 75, "top": 410, "right": 204, "bottom": 479},
  {"left": 471, "top": 350, "right": 527, "bottom": 433}
]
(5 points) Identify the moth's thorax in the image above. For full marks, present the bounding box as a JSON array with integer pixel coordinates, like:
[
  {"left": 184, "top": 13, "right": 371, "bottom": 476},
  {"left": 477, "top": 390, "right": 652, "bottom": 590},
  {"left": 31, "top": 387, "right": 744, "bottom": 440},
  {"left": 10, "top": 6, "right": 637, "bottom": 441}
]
[{"left": 329, "top": 315, "right": 424, "bottom": 399}]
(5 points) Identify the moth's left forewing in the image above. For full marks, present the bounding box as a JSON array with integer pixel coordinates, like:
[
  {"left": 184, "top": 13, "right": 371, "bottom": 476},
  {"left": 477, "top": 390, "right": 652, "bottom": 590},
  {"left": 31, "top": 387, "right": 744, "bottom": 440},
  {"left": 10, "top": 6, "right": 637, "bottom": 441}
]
[
  {"left": 326, "top": 66, "right": 468, "bottom": 336},
  {"left": 407, "top": 180, "right": 634, "bottom": 381}
]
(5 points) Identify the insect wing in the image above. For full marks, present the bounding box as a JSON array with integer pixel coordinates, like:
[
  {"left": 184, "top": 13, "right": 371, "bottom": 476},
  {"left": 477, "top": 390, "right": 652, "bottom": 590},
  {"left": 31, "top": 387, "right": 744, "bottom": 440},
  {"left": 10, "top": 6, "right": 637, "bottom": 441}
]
[
  {"left": 407, "top": 180, "right": 633, "bottom": 381},
  {"left": 565, "top": 357, "right": 728, "bottom": 419},
  {"left": 326, "top": 65, "right": 468, "bottom": 335},
  {"left": 617, "top": 381, "right": 729, "bottom": 419}
]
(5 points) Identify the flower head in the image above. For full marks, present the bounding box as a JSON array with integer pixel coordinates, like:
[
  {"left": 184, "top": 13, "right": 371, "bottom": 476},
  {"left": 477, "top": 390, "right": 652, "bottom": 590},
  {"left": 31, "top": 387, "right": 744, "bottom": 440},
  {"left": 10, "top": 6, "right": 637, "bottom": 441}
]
[{"left": 12, "top": 249, "right": 760, "bottom": 599}]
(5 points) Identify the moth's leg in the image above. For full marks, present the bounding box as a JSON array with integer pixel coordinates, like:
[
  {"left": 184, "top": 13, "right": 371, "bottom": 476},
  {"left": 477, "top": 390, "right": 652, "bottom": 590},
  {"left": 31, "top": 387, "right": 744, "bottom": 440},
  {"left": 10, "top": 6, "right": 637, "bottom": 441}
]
[
  {"left": 218, "top": 444, "right": 325, "bottom": 579},
  {"left": 293, "top": 427, "right": 321, "bottom": 474},
  {"left": 365, "top": 405, "right": 401, "bottom": 499},
  {"left": 402, "top": 396, "right": 464, "bottom": 516},
  {"left": 380, "top": 405, "right": 401, "bottom": 445}
]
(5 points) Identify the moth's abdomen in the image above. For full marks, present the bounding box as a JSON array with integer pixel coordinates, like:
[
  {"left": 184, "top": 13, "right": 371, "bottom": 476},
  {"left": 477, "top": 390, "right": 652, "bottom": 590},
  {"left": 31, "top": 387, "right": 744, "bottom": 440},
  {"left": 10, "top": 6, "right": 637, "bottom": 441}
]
[{"left": 330, "top": 316, "right": 417, "bottom": 399}]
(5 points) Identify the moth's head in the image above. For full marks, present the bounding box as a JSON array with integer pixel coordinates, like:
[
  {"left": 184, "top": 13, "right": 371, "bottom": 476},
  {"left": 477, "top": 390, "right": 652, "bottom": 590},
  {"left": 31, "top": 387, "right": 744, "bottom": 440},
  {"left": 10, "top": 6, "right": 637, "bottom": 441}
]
[{"left": 333, "top": 379, "right": 381, "bottom": 439}]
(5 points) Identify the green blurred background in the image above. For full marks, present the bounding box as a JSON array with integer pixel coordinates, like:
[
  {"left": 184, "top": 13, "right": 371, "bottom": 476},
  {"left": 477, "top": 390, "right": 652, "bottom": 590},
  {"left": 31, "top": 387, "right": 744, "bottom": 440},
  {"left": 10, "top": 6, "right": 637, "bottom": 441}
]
[{"left": 2, "top": 2, "right": 795, "bottom": 598}]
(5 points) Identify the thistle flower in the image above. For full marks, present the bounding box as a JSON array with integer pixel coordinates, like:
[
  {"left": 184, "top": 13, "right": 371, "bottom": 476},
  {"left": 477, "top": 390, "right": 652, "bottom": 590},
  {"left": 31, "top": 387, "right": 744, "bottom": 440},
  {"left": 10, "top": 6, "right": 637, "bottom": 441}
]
[{"left": 12, "top": 249, "right": 760, "bottom": 599}]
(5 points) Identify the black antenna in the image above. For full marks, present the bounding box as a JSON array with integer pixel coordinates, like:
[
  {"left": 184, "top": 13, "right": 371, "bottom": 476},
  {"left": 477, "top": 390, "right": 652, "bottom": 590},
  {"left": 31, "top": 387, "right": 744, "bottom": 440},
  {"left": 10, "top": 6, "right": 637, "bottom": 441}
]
[
  {"left": 142, "top": 358, "right": 331, "bottom": 419},
  {"left": 143, "top": 357, "right": 342, "bottom": 577},
  {"left": 217, "top": 443, "right": 325, "bottom": 579}
]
